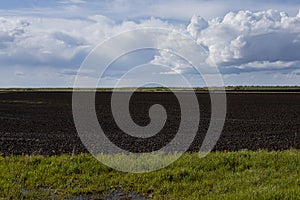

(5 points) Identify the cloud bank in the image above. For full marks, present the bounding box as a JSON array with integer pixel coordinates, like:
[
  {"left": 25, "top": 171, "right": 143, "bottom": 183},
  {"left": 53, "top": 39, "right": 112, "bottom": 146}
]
[{"left": 0, "top": 5, "right": 300, "bottom": 86}]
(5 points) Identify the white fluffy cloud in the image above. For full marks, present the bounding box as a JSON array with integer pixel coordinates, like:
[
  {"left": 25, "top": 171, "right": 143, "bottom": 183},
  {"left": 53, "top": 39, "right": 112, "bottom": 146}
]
[
  {"left": 0, "top": 15, "right": 175, "bottom": 69},
  {"left": 0, "top": 16, "right": 89, "bottom": 68},
  {"left": 188, "top": 9, "right": 300, "bottom": 73},
  {"left": 0, "top": 15, "right": 182, "bottom": 87},
  {"left": 1, "top": 7, "right": 300, "bottom": 87}
]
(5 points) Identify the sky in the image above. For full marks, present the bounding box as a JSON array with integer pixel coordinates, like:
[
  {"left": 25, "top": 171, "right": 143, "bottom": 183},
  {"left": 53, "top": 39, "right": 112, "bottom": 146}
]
[{"left": 0, "top": 0, "right": 300, "bottom": 87}]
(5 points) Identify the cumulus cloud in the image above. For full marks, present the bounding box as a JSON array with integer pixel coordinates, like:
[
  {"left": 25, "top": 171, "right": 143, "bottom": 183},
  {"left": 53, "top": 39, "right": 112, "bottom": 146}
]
[
  {"left": 187, "top": 9, "right": 300, "bottom": 74},
  {"left": 151, "top": 51, "right": 196, "bottom": 75},
  {"left": 1, "top": 7, "right": 300, "bottom": 87},
  {"left": 0, "top": 15, "right": 175, "bottom": 69},
  {"left": 138, "top": 9, "right": 300, "bottom": 77},
  {"left": 0, "top": 14, "right": 183, "bottom": 86},
  {"left": 0, "top": 17, "right": 90, "bottom": 68},
  {"left": 0, "top": 18, "right": 29, "bottom": 48},
  {"left": 187, "top": 15, "right": 208, "bottom": 38}
]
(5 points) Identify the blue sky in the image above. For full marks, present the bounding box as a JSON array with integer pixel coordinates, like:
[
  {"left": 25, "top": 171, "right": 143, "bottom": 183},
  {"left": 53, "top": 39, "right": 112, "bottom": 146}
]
[{"left": 0, "top": 0, "right": 300, "bottom": 87}]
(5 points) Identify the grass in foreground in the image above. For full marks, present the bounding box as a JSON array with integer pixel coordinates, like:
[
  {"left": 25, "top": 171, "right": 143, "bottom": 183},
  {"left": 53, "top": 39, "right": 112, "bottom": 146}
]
[{"left": 0, "top": 150, "right": 299, "bottom": 199}]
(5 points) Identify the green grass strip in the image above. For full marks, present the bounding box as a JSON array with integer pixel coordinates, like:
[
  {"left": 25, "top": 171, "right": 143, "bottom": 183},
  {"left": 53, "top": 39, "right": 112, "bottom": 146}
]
[{"left": 0, "top": 149, "right": 299, "bottom": 199}]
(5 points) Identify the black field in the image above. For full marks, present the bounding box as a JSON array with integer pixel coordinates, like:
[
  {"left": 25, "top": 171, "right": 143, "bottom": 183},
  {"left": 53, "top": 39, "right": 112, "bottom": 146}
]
[{"left": 0, "top": 91, "right": 299, "bottom": 155}]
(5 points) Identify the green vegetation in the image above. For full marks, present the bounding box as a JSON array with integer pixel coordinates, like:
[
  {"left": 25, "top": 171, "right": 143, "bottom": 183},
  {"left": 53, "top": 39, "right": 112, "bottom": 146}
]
[
  {"left": 0, "top": 100, "right": 44, "bottom": 105},
  {"left": 0, "top": 150, "right": 299, "bottom": 199},
  {"left": 0, "top": 86, "right": 300, "bottom": 92}
]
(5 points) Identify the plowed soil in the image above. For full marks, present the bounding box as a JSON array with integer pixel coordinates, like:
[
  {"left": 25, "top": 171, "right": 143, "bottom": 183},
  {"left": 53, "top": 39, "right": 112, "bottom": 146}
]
[{"left": 0, "top": 91, "right": 299, "bottom": 155}]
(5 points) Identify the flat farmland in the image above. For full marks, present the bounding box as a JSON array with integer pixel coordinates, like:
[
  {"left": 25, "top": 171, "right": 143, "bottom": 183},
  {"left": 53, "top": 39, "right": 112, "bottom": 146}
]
[{"left": 0, "top": 91, "right": 299, "bottom": 156}]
